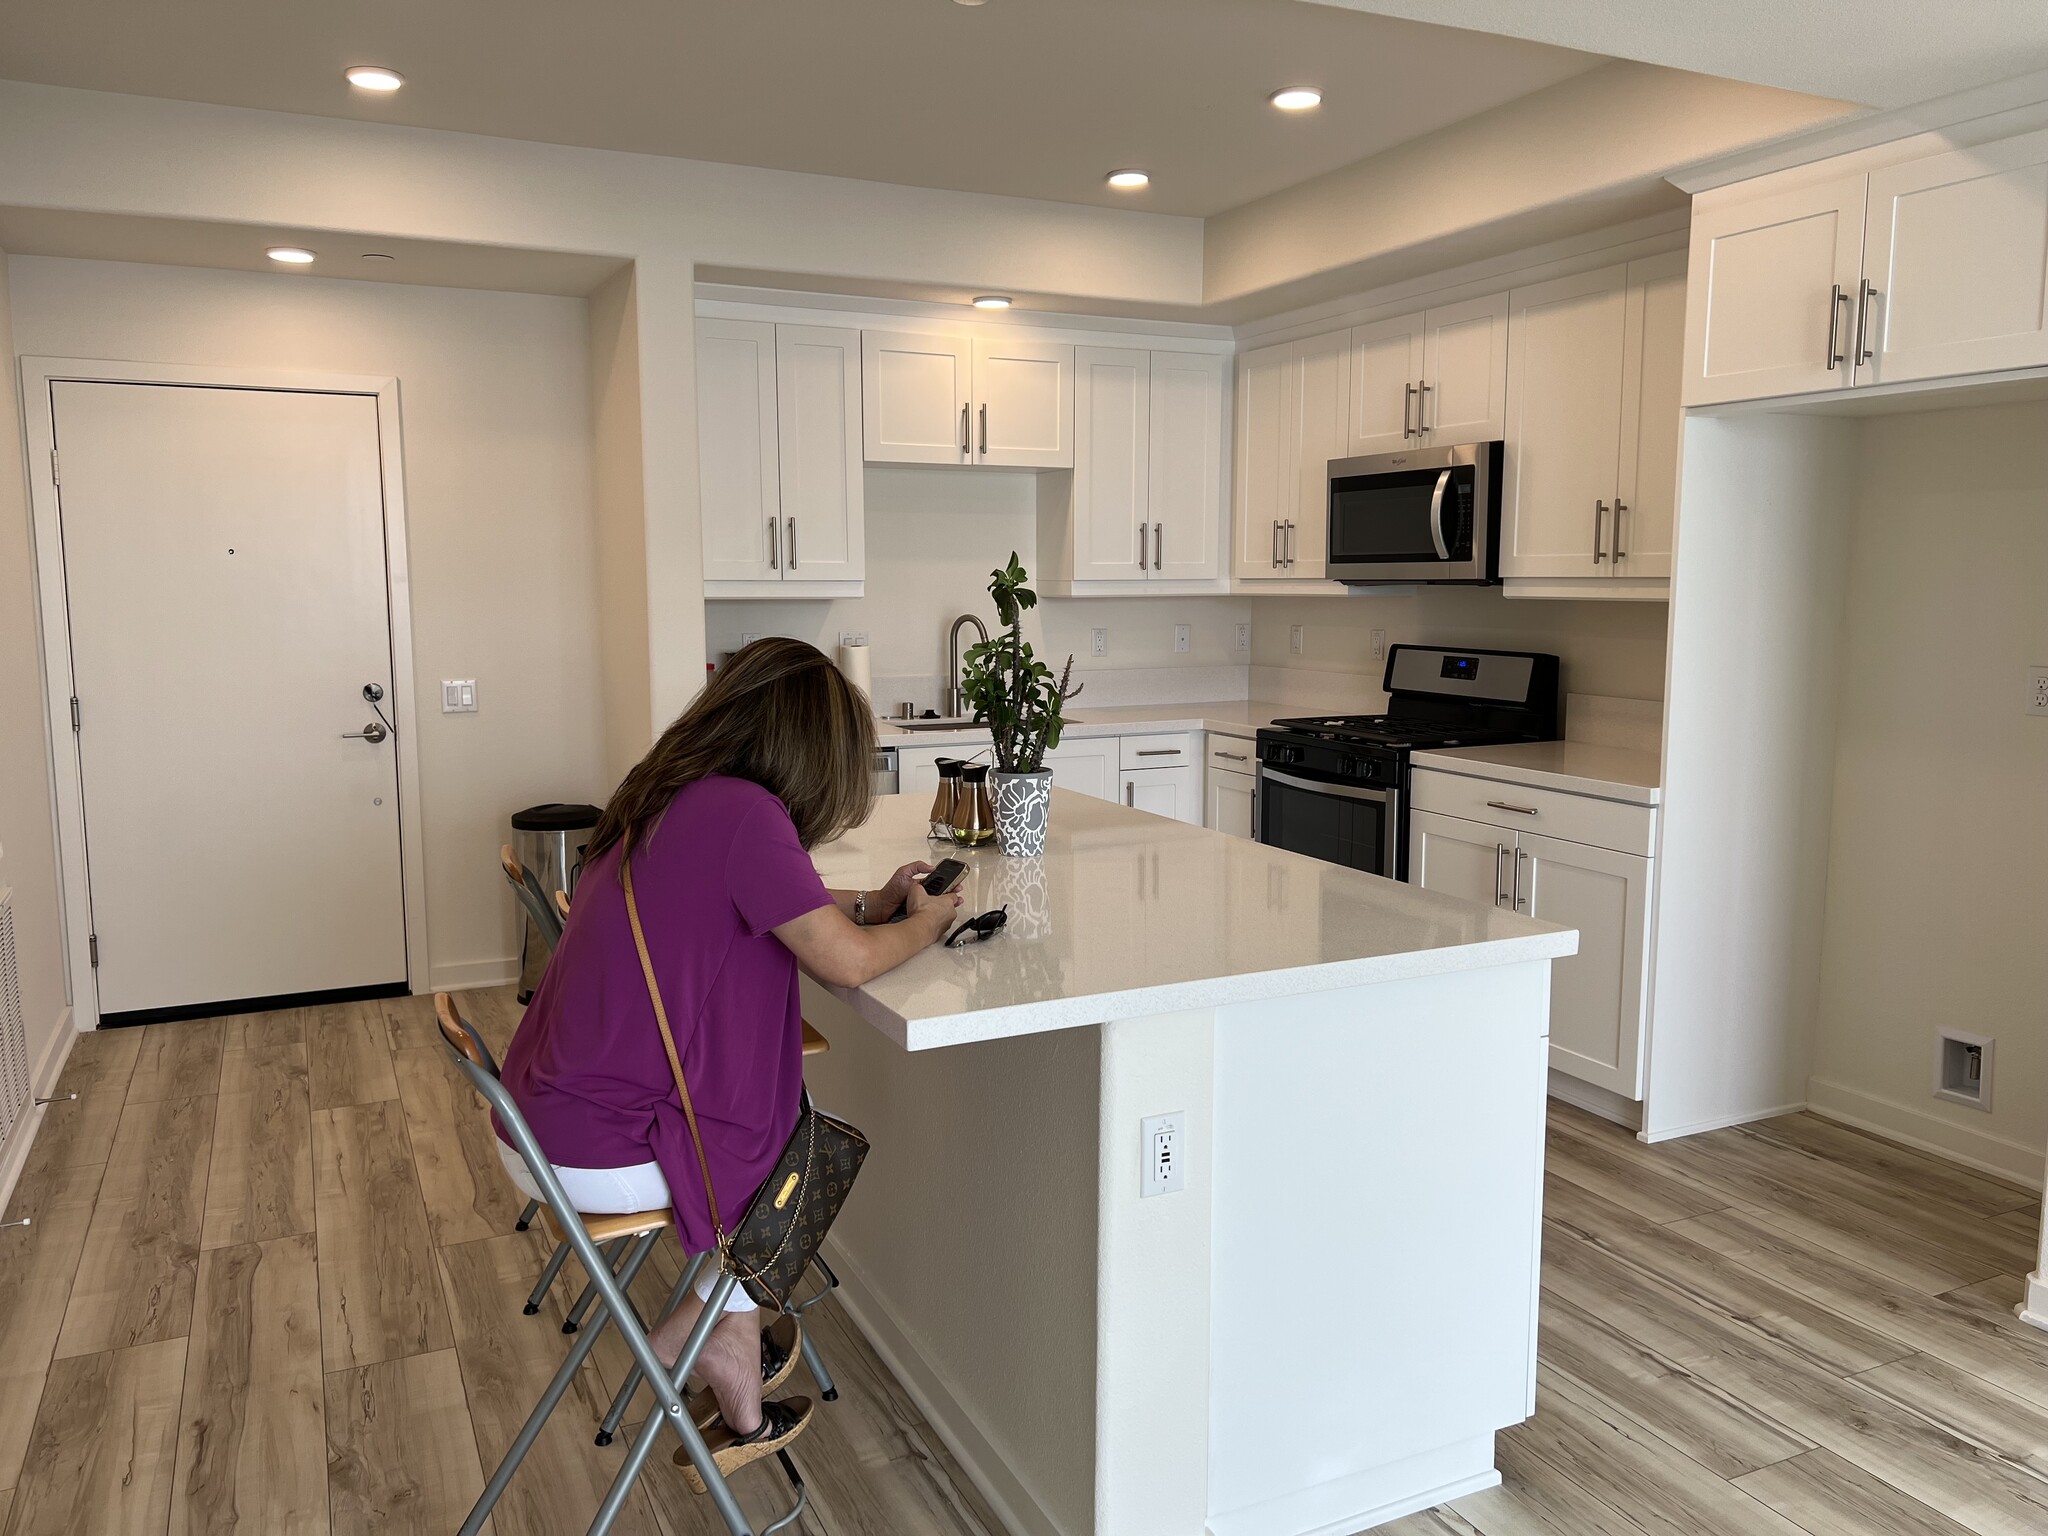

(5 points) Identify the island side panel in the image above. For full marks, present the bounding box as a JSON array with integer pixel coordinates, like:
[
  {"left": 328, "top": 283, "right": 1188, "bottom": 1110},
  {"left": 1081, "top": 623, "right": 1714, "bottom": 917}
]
[
  {"left": 1204, "top": 959, "right": 1553, "bottom": 1536},
  {"left": 1093, "top": 1010, "right": 1217, "bottom": 1536},
  {"left": 801, "top": 979, "right": 1102, "bottom": 1536}
]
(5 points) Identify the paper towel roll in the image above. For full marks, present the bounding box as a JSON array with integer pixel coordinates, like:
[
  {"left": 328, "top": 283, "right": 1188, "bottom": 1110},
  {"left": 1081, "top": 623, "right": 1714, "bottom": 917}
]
[{"left": 837, "top": 641, "right": 872, "bottom": 703}]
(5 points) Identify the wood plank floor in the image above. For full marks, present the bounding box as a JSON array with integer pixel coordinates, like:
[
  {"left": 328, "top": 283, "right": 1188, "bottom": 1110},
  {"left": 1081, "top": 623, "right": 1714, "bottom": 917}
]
[{"left": 0, "top": 990, "right": 2041, "bottom": 1536}]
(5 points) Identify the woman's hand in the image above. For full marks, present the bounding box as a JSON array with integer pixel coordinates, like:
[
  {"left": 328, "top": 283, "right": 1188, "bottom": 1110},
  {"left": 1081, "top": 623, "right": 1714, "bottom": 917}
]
[
  {"left": 902, "top": 879, "right": 964, "bottom": 939},
  {"left": 874, "top": 861, "right": 936, "bottom": 922}
]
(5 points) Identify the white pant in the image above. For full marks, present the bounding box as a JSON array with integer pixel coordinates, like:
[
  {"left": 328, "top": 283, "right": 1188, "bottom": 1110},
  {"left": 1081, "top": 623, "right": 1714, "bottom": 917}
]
[{"left": 496, "top": 1139, "right": 756, "bottom": 1313}]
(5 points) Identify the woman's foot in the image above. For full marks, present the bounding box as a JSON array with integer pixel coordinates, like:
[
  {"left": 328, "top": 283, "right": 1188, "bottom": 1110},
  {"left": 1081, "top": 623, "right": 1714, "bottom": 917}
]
[
  {"left": 674, "top": 1397, "right": 815, "bottom": 1493},
  {"left": 686, "top": 1316, "right": 801, "bottom": 1427}
]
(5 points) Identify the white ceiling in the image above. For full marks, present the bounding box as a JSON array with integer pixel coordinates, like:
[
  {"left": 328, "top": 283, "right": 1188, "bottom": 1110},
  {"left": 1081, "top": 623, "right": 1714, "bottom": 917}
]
[
  {"left": 0, "top": 0, "right": 1603, "bottom": 217},
  {"left": 1302, "top": 0, "right": 2048, "bottom": 109}
]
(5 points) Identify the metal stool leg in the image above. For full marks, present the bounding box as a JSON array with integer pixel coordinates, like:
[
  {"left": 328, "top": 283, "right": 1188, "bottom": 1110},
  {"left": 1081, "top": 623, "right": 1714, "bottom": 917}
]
[
  {"left": 787, "top": 1258, "right": 842, "bottom": 1402},
  {"left": 589, "top": 1271, "right": 755, "bottom": 1536},
  {"left": 596, "top": 1252, "right": 707, "bottom": 1446},
  {"left": 516, "top": 1198, "right": 540, "bottom": 1232},
  {"left": 563, "top": 1237, "right": 629, "bottom": 1334},
  {"left": 524, "top": 1239, "right": 572, "bottom": 1316},
  {"left": 460, "top": 1229, "right": 663, "bottom": 1536}
]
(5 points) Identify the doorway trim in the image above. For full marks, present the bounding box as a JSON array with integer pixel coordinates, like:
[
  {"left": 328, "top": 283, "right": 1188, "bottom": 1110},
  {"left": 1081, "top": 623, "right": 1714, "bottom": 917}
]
[{"left": 19, "top": 357, "right": 432, "bottom": 1031}]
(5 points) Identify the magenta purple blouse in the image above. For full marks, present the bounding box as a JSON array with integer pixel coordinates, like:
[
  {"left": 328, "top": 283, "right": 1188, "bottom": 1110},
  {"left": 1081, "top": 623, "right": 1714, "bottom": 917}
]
[{"left": 497, "top": 775, "right": 835, "bottom": 1252}]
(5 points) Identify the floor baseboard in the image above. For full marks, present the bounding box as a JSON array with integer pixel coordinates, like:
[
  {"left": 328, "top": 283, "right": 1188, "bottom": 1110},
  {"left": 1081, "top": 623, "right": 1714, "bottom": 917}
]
[
  {"left": 428, "top": 956, "right": 521, "bottom": 993},
  {"left": 0, "top": 1007, "right": 76, "bottom": 1215},
  {"left": 1547, "top": 1072, "right": 1642, "bottom": 1129},
  {"left": 1807, "top": 1075, "right": 2045, "bottom": 1191}
]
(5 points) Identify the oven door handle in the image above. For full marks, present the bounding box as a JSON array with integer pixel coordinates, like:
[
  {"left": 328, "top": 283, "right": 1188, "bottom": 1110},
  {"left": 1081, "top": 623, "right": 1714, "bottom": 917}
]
[
  {"left": 1428, "top": 468, "right": 1451, "bottom": 561},
  {"left": 1258, "top": 766, "right": 1389, "bottom": 804}
]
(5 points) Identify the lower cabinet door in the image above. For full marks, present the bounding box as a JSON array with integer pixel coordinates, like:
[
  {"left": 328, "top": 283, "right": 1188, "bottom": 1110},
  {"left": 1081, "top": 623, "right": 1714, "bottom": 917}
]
[
  {"left": 1516, "top": 830, "right": 1651, "bottom": 1099},
  {"left": 1410, "top": 810, "right": 1510, "bottom": 908},
  {"left": 1120, "top": 763, "right": 1199, "bottom": 824},
  {"left": 1205, "top": 768, "right": 1255, "bottom": 839},
  {"left": 1043, "top": 737, "right": 1117, "bottom": 800}
]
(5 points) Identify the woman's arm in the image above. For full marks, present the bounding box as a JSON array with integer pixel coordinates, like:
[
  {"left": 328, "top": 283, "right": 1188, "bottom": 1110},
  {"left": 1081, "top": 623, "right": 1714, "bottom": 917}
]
[
  {"left": 774, "top": 881, "right": 960, "bottom": 988},
  {"left": 822, "top": 861, "right": 934, "bottom": 926}
]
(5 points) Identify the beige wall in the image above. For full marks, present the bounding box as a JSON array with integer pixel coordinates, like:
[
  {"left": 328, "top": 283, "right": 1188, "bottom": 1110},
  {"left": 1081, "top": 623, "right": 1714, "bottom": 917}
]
[
  {"left": 1811, "top": 402, "right": 2048, "bottom": 1175},
  {"left": 1246, "top": 587, "right": 1670, "bottom": 712},
  {"left": 0, "top": 252, "right": 71, "bottom": 1092},
  {"left": 705, "top": 468, "right": 1254, "bottom": 712},
  {"left": 7, "top": 255, "right": 606, "bottom": 989}
]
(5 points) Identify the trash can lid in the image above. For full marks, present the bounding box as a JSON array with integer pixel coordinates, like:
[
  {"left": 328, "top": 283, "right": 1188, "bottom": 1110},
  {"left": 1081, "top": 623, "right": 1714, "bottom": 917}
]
[{"left": 511, "top": 802, "right": 602, "bottom": 832}]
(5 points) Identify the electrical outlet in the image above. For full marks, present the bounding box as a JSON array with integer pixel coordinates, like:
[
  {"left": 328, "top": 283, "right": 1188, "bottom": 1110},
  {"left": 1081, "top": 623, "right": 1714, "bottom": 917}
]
[
  {"left": 1289, "top": 624, "right": 1304, "bottom": 656},
  {"left": 1235, "top": 622, "right": 1250, "bottom": 652},
  {"left": 839, "top": 631, "right": 868, "bottom": 649},
  {"left": 1173, "top": 623, "right": 1190, "bottom": 654},
  {"left": 2029, "top": 666, "right": 2048, "bottom": 716},
  {"left": 1140, "top": 1111, "right": 1186, "bottom": 1197},
  {"left": 1091, "top": 627, "right": 1108, "bottom": 658},
  {"left": 1370, "top": 629, "right": 1387, "bottom": 663},
  {"left": 741, "top": 632, "right": 762, "bottom": 647},
  {"left": 440, "top": 679, "right": 477, "bottom": 714}
]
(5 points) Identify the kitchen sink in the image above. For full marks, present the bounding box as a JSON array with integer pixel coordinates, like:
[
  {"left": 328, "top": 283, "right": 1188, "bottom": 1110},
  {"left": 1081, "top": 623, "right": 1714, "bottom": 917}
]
[{"left": 883, "top": 716, "right": 985, "bottom": 731}]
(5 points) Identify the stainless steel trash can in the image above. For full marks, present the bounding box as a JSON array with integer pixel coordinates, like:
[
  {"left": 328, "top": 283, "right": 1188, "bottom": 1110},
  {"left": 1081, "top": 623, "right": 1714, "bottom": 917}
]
[{"left": 511, "top": 802, "right": 600, "bottom": 1002}]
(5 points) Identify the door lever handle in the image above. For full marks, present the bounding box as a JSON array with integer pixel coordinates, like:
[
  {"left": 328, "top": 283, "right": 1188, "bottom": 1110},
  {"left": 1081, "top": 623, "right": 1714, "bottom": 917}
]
[{"left": 342, "top": 722, "right": 389, "bottom": 743}]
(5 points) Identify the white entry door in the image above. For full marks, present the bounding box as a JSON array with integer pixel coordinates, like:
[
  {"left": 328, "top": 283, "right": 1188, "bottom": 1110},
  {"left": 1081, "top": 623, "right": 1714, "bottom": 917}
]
[{"left": 52, "top": 381, "right": 409, "bottom": 1016}]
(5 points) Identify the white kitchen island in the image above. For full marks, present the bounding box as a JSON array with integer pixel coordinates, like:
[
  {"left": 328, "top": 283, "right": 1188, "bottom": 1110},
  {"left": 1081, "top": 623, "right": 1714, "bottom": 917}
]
[{"left": 802, "top": 791, "right": 1575, "bottom": 1536}]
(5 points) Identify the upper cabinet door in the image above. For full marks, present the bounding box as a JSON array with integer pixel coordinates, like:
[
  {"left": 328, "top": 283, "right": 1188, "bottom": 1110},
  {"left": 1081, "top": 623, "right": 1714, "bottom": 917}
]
[
  {"left": 1232, "top": 341, "right": 1297, "bottom": 579},
  {"left": 1420, "top": 293, "right": 1508, "bottom": 444},
  {"left": 698, "top": 318, "right": 781, "bottom": 582},
  {"left": 1502, "top": 265, "right": 1628, "bottom": 579},
  {"left": 1614, "top": 252, "right": 1687, "bottom": 580},
  {"left": 1072, "top": 345, "right": 1151, "bottom": 581},
  {"left": 1348, "top": 312, "right": 1427, "bottom": 455},
  {"left": 1147, "top": 350, "right": 1226, "bottom": 581},
  {"left": 1287, "top": 329, "right": 1350, "bottom": 578},
  {"left": 1685, "top": 173, "right": 1867, "bottom": 407},
  {"left": 775, "top": 325, "right": 864, "bottom": 583},
  {"left": 973, "top": 337, "right": 1073, "bottom": 468},
  {"left": 1863, "top": 127, "right": 2048, "bottom": 386},
  {"left": 862, "top": 330, "right": 971, "bottom": 465}
]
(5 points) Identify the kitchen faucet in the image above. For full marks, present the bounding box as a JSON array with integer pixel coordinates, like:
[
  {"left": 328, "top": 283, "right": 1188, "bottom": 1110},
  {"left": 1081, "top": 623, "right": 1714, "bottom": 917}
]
[{"left": 945, "top": 613, "right": 989, "bottom": 718}]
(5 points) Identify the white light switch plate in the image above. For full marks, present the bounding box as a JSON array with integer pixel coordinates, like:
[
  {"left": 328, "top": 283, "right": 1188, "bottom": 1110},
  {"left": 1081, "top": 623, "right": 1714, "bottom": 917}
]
[
  {"left": 441, "top": 679, "right": 478, "bottom": 714},
  {"left": 1370, "top": 629, "right": 1387, "bottom": 663},
  {"left": 1173, "top": 623, "right": 1190, "bottom": 654},
  {"left": 1289, "top": 625, "right": 1304, "bottom": 656}
]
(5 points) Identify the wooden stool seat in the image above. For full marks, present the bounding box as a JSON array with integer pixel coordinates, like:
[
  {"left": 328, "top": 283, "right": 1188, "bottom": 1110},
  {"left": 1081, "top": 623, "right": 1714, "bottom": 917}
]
[
  {"left": 542, "top": 1205, "right": 674, "bottom": 1246},
  {"left": 802, "top": 1021, "right": 829, "bottom": 1056}
]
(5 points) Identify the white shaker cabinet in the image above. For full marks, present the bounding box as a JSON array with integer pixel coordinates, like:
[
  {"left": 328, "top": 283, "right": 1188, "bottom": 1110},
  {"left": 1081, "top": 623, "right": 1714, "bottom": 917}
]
[
  {"left": 1042, "top": 736, "right": 1118, "bottom": 800},
  {"left": 1285, "top": 330, "right": 1348, "bottom": 579},
  {"left": 1347, "top": 312, "right": 1427, "bottom": 455},
  {"left": 1420, "top": 293, "right": 1511, "bottom": 446},
  {"left": 1232, "top": 341, "right": 1297, "bottom": 579},
  {"left": 1862, "top": 126, "right": 2048, "bottom": 386},
  {"left": 1613, "top": 252, "right": 1686, "bottom": 580},
  {"left": 1120, "top": 763, "right": 1200, "bottom": 823},
  {"left": 698, "top": 318, "right": 782, "bottom": 583},
  {"left": 1147, "top": 350, "right": 1227, "bottom": 581},
  {"left": 1684, "top": 174, "right": 1867, "bottom": 406},
  {"left": 861, "top": 331, "right": 973, "bottom": 464},
  {"left": 1205, "top": 734, "right": 1258, "bottom": 840},
  {"left": 1070, "top": 346, "right": 1152, "bottom": 581},
  {"left": 971, "top": 336, "right": 1074, "bottom": 468},
  {"left": 700, "top": 320, "right": 864, "bottom": 594}
]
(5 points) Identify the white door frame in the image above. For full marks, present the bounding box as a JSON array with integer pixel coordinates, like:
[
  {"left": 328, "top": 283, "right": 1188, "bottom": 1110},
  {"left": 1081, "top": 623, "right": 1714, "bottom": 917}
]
[{"left": 19, "top": 357, "right": 432, "bottom": 1029}]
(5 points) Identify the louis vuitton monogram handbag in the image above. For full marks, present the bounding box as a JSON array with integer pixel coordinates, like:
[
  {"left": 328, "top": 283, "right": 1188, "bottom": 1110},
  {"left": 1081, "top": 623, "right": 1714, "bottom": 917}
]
[{"left": 624, "top": 857, "right": 869, "bottom": 1311}]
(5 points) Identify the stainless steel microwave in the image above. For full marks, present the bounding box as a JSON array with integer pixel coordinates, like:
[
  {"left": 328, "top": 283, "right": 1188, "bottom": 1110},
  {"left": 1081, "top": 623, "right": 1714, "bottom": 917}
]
[{"left": 1326, "top": 441, "right": 1503, "bottom": 585}]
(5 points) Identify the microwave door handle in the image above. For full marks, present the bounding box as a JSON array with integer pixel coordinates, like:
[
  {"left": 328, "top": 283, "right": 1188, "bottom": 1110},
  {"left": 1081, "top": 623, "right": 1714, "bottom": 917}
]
[{"left": 1428, "top": 468, "right": 1451, "bottom": 560}]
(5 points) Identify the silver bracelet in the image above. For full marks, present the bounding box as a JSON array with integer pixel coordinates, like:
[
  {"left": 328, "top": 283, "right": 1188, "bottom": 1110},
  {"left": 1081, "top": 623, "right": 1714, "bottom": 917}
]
[{"left": 853, "top": 890, "right": 869, "bottom": 926}]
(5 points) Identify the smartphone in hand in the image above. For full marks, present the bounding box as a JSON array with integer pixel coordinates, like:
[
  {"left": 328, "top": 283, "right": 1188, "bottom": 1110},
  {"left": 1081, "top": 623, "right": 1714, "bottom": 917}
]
[{"left": 922, "top": 859, "right": 969, "bottom": 896}]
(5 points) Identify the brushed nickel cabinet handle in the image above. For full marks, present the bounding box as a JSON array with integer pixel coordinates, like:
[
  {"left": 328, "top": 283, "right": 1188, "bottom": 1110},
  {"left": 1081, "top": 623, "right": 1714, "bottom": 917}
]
[
  {"left": 1857, "top": 280, "right": 1881, "bottom": 365},
  {"left": 1515, "top": 846, "right": 1530, "bottom": 912},
  {"left": 1136, "top": 748, "right": 1181, "bottom": 758},
  {"left": 1138, "top": 521, "right": 1149, "bottom": 571},
  {"left": 787, "top": 515, "right": 797, "bottom": 569},
  {"left": 1487, "top": 801, "right": 1539, "bottom": 816},
  {"left": 1402, "top": 382, "right": 1416, "bottom": 439},
  {"left": 978, "top": 403, "right": 988, "bottom": 455},
  {"left": 768, "top": 516, "right": 779, "bottom": 570},
  {"left": 1495, "top": 843, "right": 1508, "bottom": 907},
  {"left": 1272, "top": 520, "right": 1282, "bottom": 568},
  {"left": 1216, "top": 751, "right": 1248, "bottom": 763},
  {"left": 1154, "top": 523, "right": 1163, "bottom": 570},
  {"left": 1613, "top": 500, "right": 1628, "bottom": 561},
  {"left": 1284, "top": 520, "right": 1295, "bottom": 567},
  {"left": 1418, "top": 381, "right": 1433, "bottom": 434},
  {"left": 1826, "top": 283, "right": 1848, "bottom": 369},
  {"left": 960, "top": 402, "right": 970, "bottom": 456},
  {"left": 1593, "top": 500, "right": 1608, "bottom": 563}
]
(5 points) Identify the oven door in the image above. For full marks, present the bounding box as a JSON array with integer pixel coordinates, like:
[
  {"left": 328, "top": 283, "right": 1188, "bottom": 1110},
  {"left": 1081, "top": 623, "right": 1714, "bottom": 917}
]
[
  {"left": 1325, "top": 443, "right": 1496, "bottom": 584},
  {"left": 1256, "top": 766, "right": 1399, "bottom": 878}
]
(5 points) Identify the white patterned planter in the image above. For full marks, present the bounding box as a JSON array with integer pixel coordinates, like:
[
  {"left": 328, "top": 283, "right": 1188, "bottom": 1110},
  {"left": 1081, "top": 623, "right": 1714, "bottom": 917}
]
[{"left": 992, "top": 769, "right": 1053, "bottom": 858}]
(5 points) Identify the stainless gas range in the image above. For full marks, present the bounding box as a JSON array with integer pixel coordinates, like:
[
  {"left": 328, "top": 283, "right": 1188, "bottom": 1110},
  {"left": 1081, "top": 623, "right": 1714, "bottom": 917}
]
[{"left": 1254, "top": 645, "right": 1560, "bottom": 880}]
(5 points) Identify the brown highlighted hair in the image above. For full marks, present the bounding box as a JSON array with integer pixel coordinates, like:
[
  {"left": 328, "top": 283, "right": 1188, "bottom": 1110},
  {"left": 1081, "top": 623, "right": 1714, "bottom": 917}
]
[{"left": 589, "top": 637, "right": 876, "bottom": 860}]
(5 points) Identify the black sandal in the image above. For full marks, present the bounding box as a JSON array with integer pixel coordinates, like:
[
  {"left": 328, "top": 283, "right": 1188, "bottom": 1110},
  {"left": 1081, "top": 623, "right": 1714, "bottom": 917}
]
[{"left": 676, "top": 1396, "right": 814, "bottom": 1492}]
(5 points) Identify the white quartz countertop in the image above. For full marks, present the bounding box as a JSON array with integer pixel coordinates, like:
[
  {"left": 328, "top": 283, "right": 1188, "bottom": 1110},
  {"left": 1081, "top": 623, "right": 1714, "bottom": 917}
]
[
  {"left": 808, "top": 791, "right": 1576, "bottom": 1050},
  {"left": 1410, "top": 740, "right": 1663, "bottom": 805},
  {"left": 874, "top": 699, "right": 1289, "bottom": 750}
]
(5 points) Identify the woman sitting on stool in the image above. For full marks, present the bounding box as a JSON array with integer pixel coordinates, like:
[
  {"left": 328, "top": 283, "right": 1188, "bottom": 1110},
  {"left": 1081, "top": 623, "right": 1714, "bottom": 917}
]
[{"left": 495, "top": 637, "right": 962, "bottom": 1480}]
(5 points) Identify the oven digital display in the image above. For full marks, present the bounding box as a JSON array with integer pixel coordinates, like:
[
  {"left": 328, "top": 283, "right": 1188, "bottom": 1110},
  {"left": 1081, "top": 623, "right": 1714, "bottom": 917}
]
[{"left": 1440, "top": 655, "right": 1479, "bottom": 681}]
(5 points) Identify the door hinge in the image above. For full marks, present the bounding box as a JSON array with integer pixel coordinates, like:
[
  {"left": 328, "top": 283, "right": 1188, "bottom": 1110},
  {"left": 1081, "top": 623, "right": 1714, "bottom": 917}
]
[
  {"left": 88, "top": 933, "right": 99, "bottom": 967},
  {"left": 50, "top": 447, "right": 59, "bottom": 486},
  {"left": 70, "top": 696, "right": 81, "bottom": 732}
]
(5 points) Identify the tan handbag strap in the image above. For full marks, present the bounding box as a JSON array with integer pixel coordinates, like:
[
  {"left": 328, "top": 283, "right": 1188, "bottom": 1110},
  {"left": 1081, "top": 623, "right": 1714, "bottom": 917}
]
[{"left": 622, "top": 856, "right": 726, "bottom": 1245}]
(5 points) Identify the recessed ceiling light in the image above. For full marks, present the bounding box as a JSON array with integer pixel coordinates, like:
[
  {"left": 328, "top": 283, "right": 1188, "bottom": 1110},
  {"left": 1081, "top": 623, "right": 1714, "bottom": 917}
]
[
  {"left": 266, "top": 246, "right": 317, "bottom": 264},
  {"left": 972, "top": 295, "right": 1012, "bottom": 309},
  {"left": 345, "top": 66, "right": 405, "bottom": 92},
  {"left": 1270, "top": 86, "right": 1323, "bottom": 112},
  {"left": 1106, "top": 170, "right": 1150, "bottom": 190}
]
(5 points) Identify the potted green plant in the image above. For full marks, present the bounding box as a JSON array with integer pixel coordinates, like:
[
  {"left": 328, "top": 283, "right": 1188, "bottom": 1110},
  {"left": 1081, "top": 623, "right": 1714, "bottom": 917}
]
[{"left": 958, "top": 553, "right": 1081, "bottom": 857}]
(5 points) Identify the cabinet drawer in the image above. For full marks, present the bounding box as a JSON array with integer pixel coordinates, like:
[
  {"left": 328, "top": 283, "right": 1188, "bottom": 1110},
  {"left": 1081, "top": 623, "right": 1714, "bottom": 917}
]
[
  {"left": 1206, "top": 735, "right": 1256, "bottom": 775},
  {"left": 1120, "top": 733, "right": 1197, "bottom": 770},
  {"left": 1410, "top": 767, "right": 1654, "bottom": 856}
]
